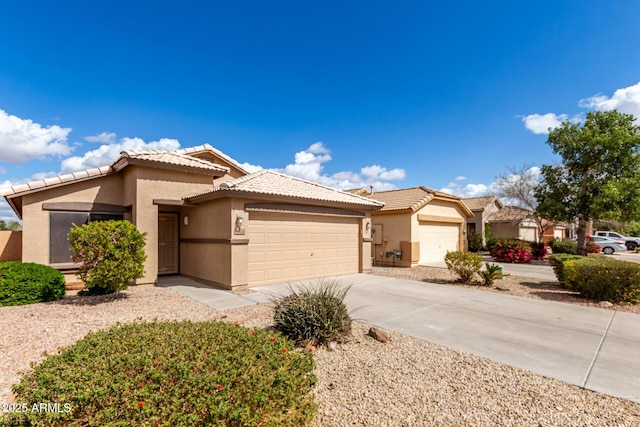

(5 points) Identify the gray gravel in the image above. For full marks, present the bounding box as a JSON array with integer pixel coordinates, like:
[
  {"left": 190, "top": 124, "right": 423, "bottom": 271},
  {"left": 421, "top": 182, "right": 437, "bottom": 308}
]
[{"left": 2, "top": 284, "right": 639, "bottom": 426}]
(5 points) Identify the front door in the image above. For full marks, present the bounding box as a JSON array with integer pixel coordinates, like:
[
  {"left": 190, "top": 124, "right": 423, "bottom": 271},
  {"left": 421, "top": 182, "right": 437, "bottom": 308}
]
[{"left": 158, "top": 213, "right": 179, "bottom": 274}]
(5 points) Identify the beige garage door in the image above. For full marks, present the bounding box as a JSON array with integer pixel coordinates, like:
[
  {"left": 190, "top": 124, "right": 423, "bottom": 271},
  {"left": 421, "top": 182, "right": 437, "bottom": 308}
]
[
  {"left": 418, "top": 222, "right": 460, "bottom": 264},
  {"left": 248, "top": 212, "right": 360, "bottom": 286}
]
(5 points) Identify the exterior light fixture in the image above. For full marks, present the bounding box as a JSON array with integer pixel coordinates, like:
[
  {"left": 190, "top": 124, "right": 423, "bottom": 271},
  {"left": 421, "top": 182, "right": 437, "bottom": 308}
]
[
  {"left": 235, "top": 213, "right": 244, "bottom": 231},
  {"left": 365, "top": 220, "right": 371, "bottom": 231},
  {"left": 183, "top": 215, "right": 189, "bottom": 226}
]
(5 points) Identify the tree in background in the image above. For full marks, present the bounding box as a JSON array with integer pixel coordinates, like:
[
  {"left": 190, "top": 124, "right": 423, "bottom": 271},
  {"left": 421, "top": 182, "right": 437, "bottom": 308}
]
[
  {"left": 535, "top": 110, "right": 640, "bottom": 254},
  {"left": 493, "top": 165, "right": 557, "bottom": 242},
  {"left": 0, "top": 220, "right": 21, "bottom": 231}
]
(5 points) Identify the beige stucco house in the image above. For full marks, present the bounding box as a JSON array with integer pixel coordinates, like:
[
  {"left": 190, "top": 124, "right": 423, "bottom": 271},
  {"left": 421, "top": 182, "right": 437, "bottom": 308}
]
[
  {"left": 462, "top": 196, "right": 503, "bottom": 244},
  {"left": 361, "top": 187, "right": 473, "bottom": 266},
  {"left": 486, "top": 206, "right": 539, "bottom": 242},
  {"left": 2, "top": 145, "right": 383, "bottom": 289}
]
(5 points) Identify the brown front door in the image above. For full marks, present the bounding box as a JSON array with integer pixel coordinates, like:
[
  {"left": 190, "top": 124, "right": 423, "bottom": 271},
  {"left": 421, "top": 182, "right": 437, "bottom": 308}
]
[{"left": 158, "top": 213, "right": 179, "bottom": 275}]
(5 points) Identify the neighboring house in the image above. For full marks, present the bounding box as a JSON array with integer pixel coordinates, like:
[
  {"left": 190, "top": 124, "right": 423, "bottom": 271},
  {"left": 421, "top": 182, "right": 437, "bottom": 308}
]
[
  {"left": 362, "top": 187, "right": 473, "bottom": 266},
  {"left": 462, "top": 196, "right": 503, "bottom": 244},
  {"left": 486, "top": 206, "right": 539, "bottom": 241},
  {"left": 2, "top": 144, "right": 383, "bottom": 289},
  {"left": 540, "top": 220, "right": 567, "bottom": 244}
]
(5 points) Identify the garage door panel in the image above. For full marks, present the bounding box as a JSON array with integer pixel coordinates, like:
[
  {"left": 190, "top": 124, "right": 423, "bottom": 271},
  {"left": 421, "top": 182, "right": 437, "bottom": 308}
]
[
  {"left": 419, "top": 222, "right": 460, "bottom": 264},
  {"left": 248, "top": 213, "right": 360, "bottom": 286}
]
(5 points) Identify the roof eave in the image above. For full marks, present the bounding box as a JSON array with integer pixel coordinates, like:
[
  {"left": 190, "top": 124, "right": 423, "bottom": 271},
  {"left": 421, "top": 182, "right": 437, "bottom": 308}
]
[{"left": 116, "top": 157, "right": 229, "bottom": 176}]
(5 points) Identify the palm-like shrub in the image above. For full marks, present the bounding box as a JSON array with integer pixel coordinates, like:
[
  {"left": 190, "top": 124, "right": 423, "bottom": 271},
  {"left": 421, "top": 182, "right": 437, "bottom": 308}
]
[
  {"left": 478, "top": 263, "right": 503, "bottom": 286},
  {"left": 444, "top": 251, "right": 483, "bottom": 282},
  {"left": 273, "top": 279, "right": 352, "bottom": 346}
]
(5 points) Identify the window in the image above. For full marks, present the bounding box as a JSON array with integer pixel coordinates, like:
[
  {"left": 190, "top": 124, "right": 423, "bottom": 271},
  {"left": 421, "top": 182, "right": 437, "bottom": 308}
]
[{"left": 49, "top": 212, "right": 124, "bottom": 264}]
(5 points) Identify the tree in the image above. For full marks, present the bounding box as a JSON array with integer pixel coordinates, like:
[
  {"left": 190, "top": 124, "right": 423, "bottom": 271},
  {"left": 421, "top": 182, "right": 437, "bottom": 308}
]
[
  {"left": 494, "top": 165, "right": 557, "bottom": 242},
  {"left": 0, "top": 220, "right": 21, "bottom": 231},
  {"left": 535, "top": 110, "right": 640, "bottom": 254}
]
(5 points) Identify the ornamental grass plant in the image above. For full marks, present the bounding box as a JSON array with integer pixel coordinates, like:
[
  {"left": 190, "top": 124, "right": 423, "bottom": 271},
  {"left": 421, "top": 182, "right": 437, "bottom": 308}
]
[{"left": 273, "top": 279, "right": 353, "bottom": 346}]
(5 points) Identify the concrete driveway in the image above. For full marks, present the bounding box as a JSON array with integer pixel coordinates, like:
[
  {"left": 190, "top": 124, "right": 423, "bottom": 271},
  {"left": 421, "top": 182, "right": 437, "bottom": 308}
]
[{"left": 250, "top": 273, "right": 640, "bottom": 404}]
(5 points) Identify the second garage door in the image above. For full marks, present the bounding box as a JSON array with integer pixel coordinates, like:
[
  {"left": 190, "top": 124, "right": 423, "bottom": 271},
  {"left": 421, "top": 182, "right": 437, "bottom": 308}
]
[
  {"left": 418, "top": 221, "right": 460, "bottom": 264},
  {"left": 248, "top": 212, "right": 360, "bottom": 286}
]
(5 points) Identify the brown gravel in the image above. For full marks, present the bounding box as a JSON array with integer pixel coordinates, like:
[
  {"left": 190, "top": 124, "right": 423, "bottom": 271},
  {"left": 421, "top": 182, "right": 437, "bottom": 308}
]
[{"left": 1, "top": 279, "right": 639, "bottom": 426}]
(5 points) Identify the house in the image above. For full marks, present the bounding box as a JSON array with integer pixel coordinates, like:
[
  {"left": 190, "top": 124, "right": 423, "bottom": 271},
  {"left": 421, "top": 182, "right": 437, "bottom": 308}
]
[
  {"left": 362, "top": 187, "right": 473, "bottom": 266},
  {"left": 2, "top": 144, "right": 383, "bottom": 289},
  {"left": 486, "top": 206, "right": 539, "bottom": 241},
  {"left": 461, "top": 196, "right": 503, "bottom": 244}
]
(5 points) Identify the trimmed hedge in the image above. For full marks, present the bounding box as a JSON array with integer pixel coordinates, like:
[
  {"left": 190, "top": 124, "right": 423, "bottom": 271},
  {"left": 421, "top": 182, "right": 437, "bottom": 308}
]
[
  {"left": 550, "top": 239, "right": 600, "bottom": 255},
  {"left": 563, "top": 256, "right": 640, "bottom": 304},
  {"left": 2, "top": 321, "right": 317, "bottom": 427},
  {"left": 0, "top": 262, "right": 65, "bottom": 306},
  {"left": 548, "top": 254, "right": 585, "bottom": 288}
]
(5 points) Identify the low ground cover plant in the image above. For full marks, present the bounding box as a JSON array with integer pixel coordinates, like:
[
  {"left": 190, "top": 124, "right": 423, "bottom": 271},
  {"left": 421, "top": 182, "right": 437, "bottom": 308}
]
[
  {"left": 2, "top": 320, "right": 317, "bottom": 427},
  {"left": 563, "top": 256, "right": 640, "bottom": 304},
  {"left": 491, "top": 239, "right": 533, "bottom": 263},
  {"left": 273, "top": 279, "right": 352, "bottom": 346},
  {"left": 444, "top": 251, "right": 482, "bottom": 282},
  {"left": 0, "top": 262, "right": 65, "bottom": 306},
  {"left": 68, "top": 220, "right": 147, "bottom": 295}
]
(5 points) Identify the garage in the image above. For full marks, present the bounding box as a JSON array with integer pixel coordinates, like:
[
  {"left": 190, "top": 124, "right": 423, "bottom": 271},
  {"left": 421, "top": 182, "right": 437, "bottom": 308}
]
[
  {"left": 418, "top": 221, "right": 461, "bottom": 264},
  {"left": 248, "top": 212, "right": 360, "bottom": 285}
]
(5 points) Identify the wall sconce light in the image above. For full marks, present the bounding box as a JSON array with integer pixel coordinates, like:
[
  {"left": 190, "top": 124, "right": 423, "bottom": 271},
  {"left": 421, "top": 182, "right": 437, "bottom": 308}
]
[
  {"left": 235, "top": 213, "right": 244, "bottom": 231},
  {"left": 183, "top": 215, "right": 189, "bottom": 226},
  {"left": 365, "top": 220, "right": 371, "bottom": 232}
]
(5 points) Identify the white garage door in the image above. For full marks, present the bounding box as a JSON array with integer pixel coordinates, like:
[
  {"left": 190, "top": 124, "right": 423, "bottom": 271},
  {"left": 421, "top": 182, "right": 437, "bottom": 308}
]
[
  {"left": 248, "top": 212, "right": 360, "bottom": 286},
  {"left": 418, "top": 222, "right": 460, "bottom": 264}
]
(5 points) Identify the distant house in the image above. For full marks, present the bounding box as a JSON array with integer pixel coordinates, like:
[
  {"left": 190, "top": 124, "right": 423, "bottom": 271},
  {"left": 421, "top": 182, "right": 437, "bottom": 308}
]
[
  {"left": 486, "top": 206, "right": 539, "bottom": 241},
  {"left": 361, "top": 187, "right": 473, "bottom": 266},
  {"left": 2, "top": 144, "right": 383, "bottom": 289},
  {"left": 462, "top": 196, "right": 503, "bottom": 244}
]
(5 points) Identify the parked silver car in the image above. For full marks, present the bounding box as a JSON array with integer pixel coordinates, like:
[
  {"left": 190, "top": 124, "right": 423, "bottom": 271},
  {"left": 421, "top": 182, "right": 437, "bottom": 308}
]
[{"left": 588, "top": 236, "right": 628, "bottom": 254}]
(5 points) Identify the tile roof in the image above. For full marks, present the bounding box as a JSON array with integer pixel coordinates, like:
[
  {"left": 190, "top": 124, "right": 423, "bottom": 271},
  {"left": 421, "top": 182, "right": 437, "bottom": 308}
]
[
  {"left": 118, "top": 149, "right": 229, "bottom": 173},
  {"left": 186, "top": 170, "right": 384, "bottom": 208},
  {"left": 365, "top": 186, "right": 463, "bottom": 212},
  {"left": 1, "top": 147, "right": 230, "bottom": 198},
  {"left": 488, "top": 205, "right": 534, "bottom": 222},
  {"left": 1, "top": 166, "right": 114, "bottom": 197},
  {"left": 462, "top": 196, "right": 503, "bottom": 211},
  {"left": 175, "top": 143, "right": 250, "bottom": 174}
]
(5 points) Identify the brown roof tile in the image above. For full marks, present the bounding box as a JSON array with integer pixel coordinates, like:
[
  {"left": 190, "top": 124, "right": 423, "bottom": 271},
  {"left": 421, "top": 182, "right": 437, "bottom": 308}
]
[
  {"left": 488, "top": 206, "right": 533, "bottom": 222},
  {"left": 462, "top": 196, "right": 503, "bottom": 211},
  {"left": 366, "top": 186, "right": 462, "bottom": 212},
  {"left": 186, "top": 170, "right": 384, "bottom": 208},
  {"left": 120, "top": 149, "right": 229, "bottom": 173}
]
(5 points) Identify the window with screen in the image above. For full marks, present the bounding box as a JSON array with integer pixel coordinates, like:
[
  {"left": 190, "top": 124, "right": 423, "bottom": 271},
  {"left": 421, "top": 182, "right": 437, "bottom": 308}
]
[{"left": 49, "top": 212, "right": 124, "bottom": 264}]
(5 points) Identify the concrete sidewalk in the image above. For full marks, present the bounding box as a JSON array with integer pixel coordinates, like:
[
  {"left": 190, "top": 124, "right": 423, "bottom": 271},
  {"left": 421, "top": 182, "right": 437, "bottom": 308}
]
[{"left": 158, "top": 273, "right": 640, "bottom": 403}]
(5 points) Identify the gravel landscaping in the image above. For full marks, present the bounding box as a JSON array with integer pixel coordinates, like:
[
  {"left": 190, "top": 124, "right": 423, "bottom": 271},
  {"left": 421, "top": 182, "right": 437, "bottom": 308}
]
[{"left": 2, "top": 272, "right": 640, "bottom": 426}]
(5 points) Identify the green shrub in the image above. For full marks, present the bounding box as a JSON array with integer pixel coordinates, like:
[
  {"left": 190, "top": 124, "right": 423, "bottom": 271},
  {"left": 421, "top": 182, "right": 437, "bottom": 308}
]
[
  {"left": 548, "top": 254, "right": 585, "bottom": 287},
  {"left": 530, "top": 241, "right": 547, "bottom": 260},
  {"left": 485, "top": 237, "right": 499, "bottom": 254},
  {"left": 273, "top": 279, "right": 352, "bottom": 346},
  {"left": 491, "top": 239, "right": 533, "bottom": 263},
  {"left": 0, "top": 262, "right": 65, "bottom": 306},
  {"left": 478, "top": 262, "right": 503, "bottom": 286},
  {"left": 467, "top": 232, "right": 483, "bottom": 252},
  {"left": 563, "top": 257, "right": 640, "bottom": 304},
  {"left": 444, "top": 251, "right": 482, "bottom": 282},
  {"left": 69, "top": 220, "right": 147, "bottom": 294},
  {"left": 551, "top": 239, "right": 577, "bottom": 255},
  {"left": 2, "top": 321, "right": 317, "bottom": 427}
]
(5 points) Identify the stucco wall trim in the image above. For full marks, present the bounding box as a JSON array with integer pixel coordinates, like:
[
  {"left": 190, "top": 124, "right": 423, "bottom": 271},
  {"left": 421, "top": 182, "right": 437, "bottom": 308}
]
[
  {"left": 417, "top": 214, "right": 465, "bottom": 224},
  {"left": 42, "top": 202, "right": 130, "bottom": 212},
  {"left": 181, "top": 238, "right": 249, "bottom": 245},
  {"left": 245, "top": 203, "right": 366, "bottom": 218}
]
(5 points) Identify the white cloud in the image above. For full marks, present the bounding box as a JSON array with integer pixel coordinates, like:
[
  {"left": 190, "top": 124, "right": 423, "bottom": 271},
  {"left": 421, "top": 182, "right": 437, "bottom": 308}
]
[
  {"left": 579, "top": 81, "right": 640, "bottom": 119},
  {"left": 440, "top": 176, "right": 498, "bottom": 198},
  {"left": 0, "top": 109, "right": 73, "bottom": 163},
  {"left": 522, "top": 113, "right": 569, "bottom": 134},
  {"left": 85, "top": 132, "right": 117, "bottom": 144},
  {"left": 275, "top": 142, "right": 405, "bottom": 191},
  {"left": 60, "top": 136, "right": 181, "bottom": 173}
]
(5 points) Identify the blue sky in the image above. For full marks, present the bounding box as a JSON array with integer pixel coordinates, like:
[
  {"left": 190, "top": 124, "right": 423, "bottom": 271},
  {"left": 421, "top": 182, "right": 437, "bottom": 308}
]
[{"left": 1, "top": 1, "right": 640, "bottom": 221}]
